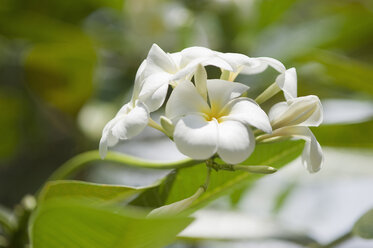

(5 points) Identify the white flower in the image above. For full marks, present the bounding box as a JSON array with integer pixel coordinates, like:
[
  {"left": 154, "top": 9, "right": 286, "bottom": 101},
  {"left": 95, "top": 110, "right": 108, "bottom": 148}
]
[
  {"left": 99, "top": 62, "right": 149, "bottom": 159},
  {"left": 260, "top": 95, "right": 323, "bottom": 173},
  {"left": 166, "top": 79, "right": 272, "bottom": 164}
]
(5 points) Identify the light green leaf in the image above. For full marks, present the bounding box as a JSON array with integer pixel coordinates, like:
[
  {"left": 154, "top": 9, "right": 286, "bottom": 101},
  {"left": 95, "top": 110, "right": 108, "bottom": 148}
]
[
  {"left": 353, "top": 208, "right": 373, "bottom": 239},
  {"left": 313, "top": 120, "right": 373, "bottom": 148},
  {"left": 165, "top": 140, "right": 304, "bottom": 211},
  {"left": 38, "top": 180, "right": 155, "bottom": 205},
  {"left": 304, "top": 51, "right": 373, "bottom": 96},
  {"left": 30, "top": 200, "right": 193, "bottom": 248}
]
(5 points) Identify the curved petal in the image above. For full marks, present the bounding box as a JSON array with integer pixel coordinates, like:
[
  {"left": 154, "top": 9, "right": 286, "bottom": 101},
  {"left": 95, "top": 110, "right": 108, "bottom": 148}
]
[
  {"left": 145, "top": 44, "right": 177, "bottom": 77},
  {"left": 179, "top": 47, "right": 232, "bottom": 71},
  {"left": 217, "top": 120, "right": 255, "bottom": 164},
  {"left": 276, "top": 68, "right": 297, "bottom": 100},
  {"left": 174, "top": 114, "right": 218, "bottom": 160},
  {"left": 99, "top": 101, "right": 149, "bottom": 158},
  {"left": 142, "top": 84, "right": 169, "bottom": 112},
  {"left": 99, "top": 120, "right": 119, "bottom": 159},
  {"left": 268, "top": 101, "right": 288, "bottom": 122},
  {"left": 139, "top": 72, "right": 171, "bottom": 99},
  {"left": 206, "top": 79, "right": 249, "bottom": 111},
  {"left": 111, "top": 101, "right": 149, "bottom": 140},
  {"left": 289, "top": 95, "right": 323, "bottom": 127},
  {"left": 99, "top": 103, "right": 131, "bottom": 158},
  {"left": 258, "top": 57, "right": 286, "bottom": 73},
  {"left": 169, "top": 52, "right": 182, "bottom": 66},
  {"left": 223, "top": 98, "right": 272, "bottom": 133},
  {"left": 165, "top": 81, "right": 209, "bottom": 120},
  {"left": 132, "top": 59, "right": 147, "bottom": 101},
  {"left": 171, "top": 56, "right": 232, "bottom": 82},
  {"left": 270, "top": 126, "right": 323, "bottom": 173},
  {"left": 218, "top": 53, "right": 264, "bottom": 74},
  {"left": 138, "top": 72, "right": 171, "bottom": 112},
  {"left": 271, "top": 95, "right": 323, "bottom": 128}
]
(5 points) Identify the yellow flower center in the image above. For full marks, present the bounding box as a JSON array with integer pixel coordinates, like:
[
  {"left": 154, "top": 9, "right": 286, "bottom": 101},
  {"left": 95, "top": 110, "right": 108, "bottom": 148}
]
[{"left": 202, "top": 107, "right": 228, "bottom": 123}]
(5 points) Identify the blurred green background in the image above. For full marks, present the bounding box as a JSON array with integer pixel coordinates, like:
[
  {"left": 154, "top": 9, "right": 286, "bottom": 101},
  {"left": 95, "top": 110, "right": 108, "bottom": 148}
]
[{"left": 0, "top": 0, "right": 372, "bottom": 209}]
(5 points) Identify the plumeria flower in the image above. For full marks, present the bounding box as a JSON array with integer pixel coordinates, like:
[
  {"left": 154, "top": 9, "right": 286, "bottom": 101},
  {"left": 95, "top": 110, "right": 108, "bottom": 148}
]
[
  {"left": 165, "top": 74, "right": 272, "bottom": 164},
  {"left": 98, "top": 44, "right": 233, "bottom": 159},
  {"left": 99, "top": 62, "right": 150, "bottom": 159},
  {"left": 258, "top": 95, "right": 323, "bottom": 173}
]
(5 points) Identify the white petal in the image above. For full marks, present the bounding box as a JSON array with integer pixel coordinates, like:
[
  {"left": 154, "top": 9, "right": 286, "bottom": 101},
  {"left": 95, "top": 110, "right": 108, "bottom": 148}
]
[
  {"left": 276, "top": 68, "right": 297, "bottom": 100},
  {"left": 165, "top": 81, "right": 209, "bottom": 120},
  {"left": 144, "top": 44, "right": 177, "bottom": 77},
  {"left": 270, "top": 126, "right": 323, "bottom": 173},
  {"left": 169, "top": 52, "right": 182, "bottom": 66},
  {"left": 217, "top": 120, "right": 255, "bottom": 164},
  {"left": 99, "top": 104, "right": 131, "bottom": 158},
  {"left": 138, "top": 72, "right": 171, "bottom": 112},
  {"left": 180, "top": 46, "right": 232, "bottom": 71},
  {"left": 132, "top": 59, "right": 147, "bottom": 101},
  {"left": 270, "top": 95, "right": 323, "bottom": 128},
  {"left": 142, "top": 84, "right": 169, "bottom": 112},
  {"left": 171, "top": 56, "right": 232, "bottom": 82},
  {"left": 287, "top": 95, "right": 323, "bottom": 127},
  {"left": 174, "top": 115, "right": 218, "bottom": 160},
  {"left": 99, "top": 123, "right": 118, "bottom": 159},
  {"left": 223, "top": 98, "right": 272, "bottom": 133},
  {"left": 206, "top": 79, "right": 249, "bottom": 111},
  {"left": 218, "top": 53, "right": 264, "bottom": 74},
  {"left": 258, "top": 57, "right": 286, "bottom": 73},
  {"left": 139, "top": 72, "right": 171, "bottom": 99},
  {"left": 111, "top": 101, "right": 149, "bottom": 140},
  {"left": 179, "top": 46, "right": 217, "bottom": 68},
  {"left": 268, "top": 101, "right": 288, "bottom": 122}
]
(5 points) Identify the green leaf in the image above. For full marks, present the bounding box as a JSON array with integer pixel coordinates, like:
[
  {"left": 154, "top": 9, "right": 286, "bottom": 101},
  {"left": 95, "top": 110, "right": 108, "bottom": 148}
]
[
  {"left": 130, "top": 171, "right": 177, "bottom": 209},
  {"left": 353, "top": 208, "right": 373, "bottom": 239},
  {"left": 164, "top": 140, "right": 304, "bottom": 211},
  {"left": 313, "top": 120, "right": 373, "bottom": 148},
  {"left": 30, "top": 199, "right": 193, "bottom": 248},
  {"left": 38, "top": 180, "right": 154, "bottom": 205},
  {"left": 304, "top": 51, "right": 373, "bottom": 96}
]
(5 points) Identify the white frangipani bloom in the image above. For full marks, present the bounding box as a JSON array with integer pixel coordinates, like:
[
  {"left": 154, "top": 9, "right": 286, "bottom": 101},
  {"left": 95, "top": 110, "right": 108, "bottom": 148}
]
[
  {"left": 99, "top": 62, "right": 149, "bottom": 159},
  {"left": 99, "top": 44, "right": 323, "bottom": 175},
  {"left": 260, "top": 95, "right": 324, "bottom": 173},
  {"left": 166, "top": 78, "right": 272, "bottom": 164}
]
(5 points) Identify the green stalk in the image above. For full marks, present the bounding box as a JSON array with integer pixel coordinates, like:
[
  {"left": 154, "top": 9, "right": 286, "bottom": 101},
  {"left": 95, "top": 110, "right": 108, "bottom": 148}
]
[{"left": 47, "top": 150, "right": 202, "bottom": 181}]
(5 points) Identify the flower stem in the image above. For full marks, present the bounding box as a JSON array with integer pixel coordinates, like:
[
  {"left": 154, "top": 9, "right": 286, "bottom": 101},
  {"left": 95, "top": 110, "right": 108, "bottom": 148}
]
[
  {"left": 255, "top": 82, "right": 281, "bottom": 104},
  {"left": 47, "top": 150, "right": 202, "bottom": 182},
  {"left": 148, "top": 117, "right": 167, "bottom": 134}
]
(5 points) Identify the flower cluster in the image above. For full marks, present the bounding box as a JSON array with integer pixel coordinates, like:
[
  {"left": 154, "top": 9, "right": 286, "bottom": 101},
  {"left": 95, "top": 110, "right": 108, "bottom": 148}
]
[{"left": 100, "top": 44, "right": 323, "bottom": 173}]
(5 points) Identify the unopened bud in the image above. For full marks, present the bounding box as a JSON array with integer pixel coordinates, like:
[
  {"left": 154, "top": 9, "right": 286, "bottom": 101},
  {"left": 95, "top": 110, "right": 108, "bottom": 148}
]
[
  {"left": 233, "top": 165, "right": 277, "bottom": 174},
  {"left": 160, "top": 116, "right": 175, "bottom": 138}
]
